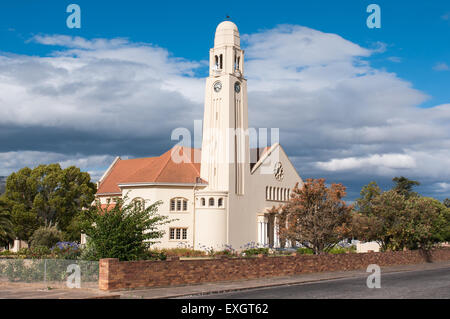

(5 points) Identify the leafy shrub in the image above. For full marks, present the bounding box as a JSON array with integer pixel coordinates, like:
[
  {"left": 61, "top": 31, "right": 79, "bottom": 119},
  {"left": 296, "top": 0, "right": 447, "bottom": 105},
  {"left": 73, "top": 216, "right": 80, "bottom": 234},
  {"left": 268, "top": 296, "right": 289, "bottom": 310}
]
[
  {"left": 29, "top": 226, "right": 63, "bottom": 248},
  {"left": 142, "top": 250, "right": 167, "bottom": 261},
  {"left": 242, "top": 248, "right": 269, "bottom": 256},
  {"left": 17, "top": 248, "right": 31, "bottom": 257},
  {"left": 213, "top": 249, "right": 237, "bottom": 257},
  {"left": 155, "top": 248, "right": 206, "bottom": 258},
  {"left": 28, "top": 246, "right": 51, "bottom": 258},
  {"left": 0, "top": 250, "right": 13, "bottom": 256},
  {"left": 214, "top": 244, "right": 237, "bottom": 257},
  {"left": 296, "top": 247, "right": 314, "bottom": 255},
  {"left": 82, "top": 197, "right": 172, "bottom": 261},
  {"left": 328, "top": 245, "right": 356, "bottom": 254}
]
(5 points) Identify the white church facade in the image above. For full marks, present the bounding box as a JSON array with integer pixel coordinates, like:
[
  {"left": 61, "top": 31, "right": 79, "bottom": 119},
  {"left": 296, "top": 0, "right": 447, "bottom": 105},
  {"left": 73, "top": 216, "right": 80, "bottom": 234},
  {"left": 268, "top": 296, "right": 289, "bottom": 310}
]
[{"left": 95, "top": 21, "right": 304, "bottom": 251}]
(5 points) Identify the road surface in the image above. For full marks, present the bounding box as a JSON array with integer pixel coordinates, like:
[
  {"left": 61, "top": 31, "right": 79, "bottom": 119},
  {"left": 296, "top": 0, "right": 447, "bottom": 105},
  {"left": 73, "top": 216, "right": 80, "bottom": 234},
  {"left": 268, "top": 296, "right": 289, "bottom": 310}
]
[{"left": 190, "top": 266, "right": 450, "bottom": 299}]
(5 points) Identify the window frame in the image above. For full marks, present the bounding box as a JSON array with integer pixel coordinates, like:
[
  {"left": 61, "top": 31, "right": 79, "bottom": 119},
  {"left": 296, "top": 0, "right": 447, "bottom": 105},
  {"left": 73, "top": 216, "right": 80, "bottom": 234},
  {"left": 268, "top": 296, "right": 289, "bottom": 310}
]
[
  {"left": 169, "top": 227, "right": 188, "bottom": 241},
  {"left": 169, "top": 197, "right": 189, "bottom": 212}
]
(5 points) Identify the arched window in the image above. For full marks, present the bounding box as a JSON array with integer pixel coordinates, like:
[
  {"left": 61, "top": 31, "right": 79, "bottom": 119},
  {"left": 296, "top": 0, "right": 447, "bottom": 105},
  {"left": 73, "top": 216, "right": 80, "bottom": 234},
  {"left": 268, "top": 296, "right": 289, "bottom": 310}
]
[
  {"left": 234, "top": 53, "right": 240, "bottom": 71},
  {"left": 170, "top": 197, "right": 188, "bottom": 212},
  {"left": 272, "top": 187, "right": 276, "bottom": 200},
  {"left": 215, "top": 55, "right": 219, "bottom": 69},
  {"left": 219, "top": 54, "right": 223, "bottom": 69},
  {"left": 266, "top": 186, "right": 269, "bottom": 200},
  {"left": 277, "top": 188, "right": 280, "bottom": 201},
  {"left": 209, "top": 197, "right": 215, "bottom": 207},
  {"left": 201, "top": 198, "right": 206, "bottom": 206},
  {"left": 218, "top": 198, "right": 223, "bottom": 207}
]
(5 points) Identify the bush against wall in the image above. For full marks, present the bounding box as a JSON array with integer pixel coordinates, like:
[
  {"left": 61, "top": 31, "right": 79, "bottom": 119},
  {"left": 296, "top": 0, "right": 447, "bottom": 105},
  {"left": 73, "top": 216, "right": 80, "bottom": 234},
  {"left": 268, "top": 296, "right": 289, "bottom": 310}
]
[{"left": 81, "top": 197, "right": 174, "bottom": 261}]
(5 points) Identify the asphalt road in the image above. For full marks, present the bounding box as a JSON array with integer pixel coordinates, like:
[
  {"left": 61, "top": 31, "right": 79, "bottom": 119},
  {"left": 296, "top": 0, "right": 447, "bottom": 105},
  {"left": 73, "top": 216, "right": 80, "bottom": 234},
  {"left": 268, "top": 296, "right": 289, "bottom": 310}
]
[{"left": 192, "top": 267, "right": 450, "bottom": 299}]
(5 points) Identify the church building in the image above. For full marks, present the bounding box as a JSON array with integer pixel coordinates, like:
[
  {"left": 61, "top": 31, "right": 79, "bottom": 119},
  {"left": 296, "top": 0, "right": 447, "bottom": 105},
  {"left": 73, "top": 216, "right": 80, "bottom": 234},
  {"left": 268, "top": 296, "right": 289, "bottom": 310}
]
[{"left": 95, "top": 21, "right": 304, "bottom": 251}]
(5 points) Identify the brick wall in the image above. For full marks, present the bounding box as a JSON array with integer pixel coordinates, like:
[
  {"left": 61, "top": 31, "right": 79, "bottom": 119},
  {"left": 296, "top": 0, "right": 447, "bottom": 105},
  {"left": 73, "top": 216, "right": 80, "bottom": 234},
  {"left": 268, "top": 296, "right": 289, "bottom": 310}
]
[{"left": 99, "top": 248, "right": 450, "bottom": 291}]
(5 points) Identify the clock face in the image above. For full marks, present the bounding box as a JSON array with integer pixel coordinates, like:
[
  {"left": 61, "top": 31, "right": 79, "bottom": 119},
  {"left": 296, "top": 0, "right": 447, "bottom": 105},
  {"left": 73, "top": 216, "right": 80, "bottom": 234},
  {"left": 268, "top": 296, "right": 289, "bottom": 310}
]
[
  {"left": 234, "top": 82, "right": 241, "bottom": 93},
  {"left": 213, "top": 81, "right": 222, "bottom": 92},
  {"left": 274, "top": 162, "right": 284, "bottom": 181}
]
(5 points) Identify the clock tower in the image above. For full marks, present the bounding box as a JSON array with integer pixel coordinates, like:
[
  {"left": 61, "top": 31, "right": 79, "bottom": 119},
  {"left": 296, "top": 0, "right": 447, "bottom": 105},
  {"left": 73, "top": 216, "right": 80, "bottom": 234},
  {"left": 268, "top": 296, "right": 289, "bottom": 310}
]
[
  {"left": 199, "top": 20, "right": 249, "bottom": 194},
  {"left": 194, "top": 20, "right": 250, "bottom": 249}
]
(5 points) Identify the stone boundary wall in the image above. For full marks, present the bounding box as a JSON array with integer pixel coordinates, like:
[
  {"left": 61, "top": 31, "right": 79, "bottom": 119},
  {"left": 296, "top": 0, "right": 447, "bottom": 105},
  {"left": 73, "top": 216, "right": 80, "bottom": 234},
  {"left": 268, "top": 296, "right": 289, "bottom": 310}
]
[{"left": 99, "top": 248, "right": 450, "bottom": 291}]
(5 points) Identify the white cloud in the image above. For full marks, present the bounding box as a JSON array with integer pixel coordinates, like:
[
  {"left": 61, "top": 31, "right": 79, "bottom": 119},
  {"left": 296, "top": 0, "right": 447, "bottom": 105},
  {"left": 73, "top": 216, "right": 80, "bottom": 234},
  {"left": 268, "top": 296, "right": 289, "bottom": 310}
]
[
  {"left": 316, "top": 154, "right": 416, "bottom": 172},
  {"left": 0, "top": 35, "right": 204, "bottom": 138},
  {"left": 435, "top": 182, "right": 450, "bottom": 193},
  {"left": 433, "top": 62, "right": 449, "bottom": 71}
]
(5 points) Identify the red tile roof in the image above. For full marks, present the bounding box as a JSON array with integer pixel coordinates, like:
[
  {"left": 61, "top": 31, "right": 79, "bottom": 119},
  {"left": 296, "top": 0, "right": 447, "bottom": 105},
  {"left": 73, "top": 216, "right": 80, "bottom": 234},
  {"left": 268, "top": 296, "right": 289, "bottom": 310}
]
[
  {"left": 96, "top": 145, "right": 272, "bottom": 195},
  {"left": 96, "top": 146, "right": 202, "bottom": 195}
]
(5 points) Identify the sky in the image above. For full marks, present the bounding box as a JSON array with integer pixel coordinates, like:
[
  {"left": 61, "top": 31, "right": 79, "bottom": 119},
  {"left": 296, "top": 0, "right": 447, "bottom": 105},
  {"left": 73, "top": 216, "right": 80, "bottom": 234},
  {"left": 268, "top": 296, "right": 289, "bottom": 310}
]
[{"left": 0, "top": 0, "right": 449, "bottom": 201}]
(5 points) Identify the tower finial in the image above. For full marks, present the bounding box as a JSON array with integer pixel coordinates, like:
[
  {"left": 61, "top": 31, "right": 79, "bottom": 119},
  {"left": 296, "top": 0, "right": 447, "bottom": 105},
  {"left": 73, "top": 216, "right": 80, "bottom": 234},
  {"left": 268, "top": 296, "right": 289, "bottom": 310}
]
[{"left": 226, "top": 15, "right": 230, "bottom": 20}]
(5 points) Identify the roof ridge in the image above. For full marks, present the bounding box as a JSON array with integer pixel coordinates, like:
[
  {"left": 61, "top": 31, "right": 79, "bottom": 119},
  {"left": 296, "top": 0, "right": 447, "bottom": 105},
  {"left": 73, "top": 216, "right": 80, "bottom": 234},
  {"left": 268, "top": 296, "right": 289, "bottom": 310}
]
[{"left": 98, "top": 156, "right": 121, "bottom": 185}]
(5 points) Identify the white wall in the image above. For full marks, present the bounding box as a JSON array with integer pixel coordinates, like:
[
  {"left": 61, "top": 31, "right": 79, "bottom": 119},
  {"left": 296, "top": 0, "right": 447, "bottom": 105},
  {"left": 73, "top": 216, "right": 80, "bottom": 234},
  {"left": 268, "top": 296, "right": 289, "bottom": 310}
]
[
  {"left": 357, "top": 241, "right": 381, "bottom": 253},
  {"left": 120, "top": 185, "right": 201, "bottom": 249}
]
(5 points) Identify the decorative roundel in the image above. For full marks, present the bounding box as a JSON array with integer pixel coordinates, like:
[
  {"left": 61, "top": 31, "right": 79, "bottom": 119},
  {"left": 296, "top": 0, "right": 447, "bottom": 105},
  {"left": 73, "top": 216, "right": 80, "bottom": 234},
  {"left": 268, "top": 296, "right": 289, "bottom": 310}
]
[
  {"left": 213, "top": 81, "right": 222, "bottom": 92},
  {"left": 274, "top": 162, "right": 284, "bottom": 181},
  {"left": 234, "top": 82, "right": 241, "bottom": 93}
]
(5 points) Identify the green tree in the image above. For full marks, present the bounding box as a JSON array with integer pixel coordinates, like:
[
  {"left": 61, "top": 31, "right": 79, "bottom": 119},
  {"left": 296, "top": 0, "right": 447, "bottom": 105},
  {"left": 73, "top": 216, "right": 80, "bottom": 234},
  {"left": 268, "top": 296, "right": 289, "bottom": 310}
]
[
  {"left": 354, "top": 181, "right": 382, "bottom": 216},
  {"left": 29, "top": 225, "right": 63, "bottom": 248},
  {"left": 369, "top": 190, "right": 407, "bottom": 251},
  {"left": 353, "top": 186, "right": 449, "bottom": 251},
  {"left": 443, "top": 198, "right": 450, "bottom": 209},
  {"left": 81, "top": 197, "right": 173, "bottom": 261},
  {"left": 5, "top": 164, "right": 96, "bottom": 241},
  {"left": 405, "top": 197, "right": 448, "bottom": 249},
  {"left": 438, "top": 200, "right": 450, "bottom": 242},
  {"left": 392, "top": 176, "right": 420, "bottom": 199},
  {"left": 0, "top": 198, "right": 15, "bottom": 246},
  {"left": 279, "top": 179, "right": 353, "bottom": 255},
  {"left": 351, "top": 181, "right": 383, "bottom": 242}
]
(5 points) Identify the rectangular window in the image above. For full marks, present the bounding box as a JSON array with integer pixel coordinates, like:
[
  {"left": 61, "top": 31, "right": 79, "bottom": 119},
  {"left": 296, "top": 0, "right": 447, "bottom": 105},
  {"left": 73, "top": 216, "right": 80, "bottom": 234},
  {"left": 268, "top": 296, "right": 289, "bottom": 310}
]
[
  {"left": 183, "top": 200, "right": 187, "bottom": 211},
  {"left": 176, "top": 200, "right": 181, "bottom": 211},
  {"left": 169, "top": 227, "right": 188, "bottom": 240},
  {"left": 170, "top": 200, "right": 175, "bottom": 211}
]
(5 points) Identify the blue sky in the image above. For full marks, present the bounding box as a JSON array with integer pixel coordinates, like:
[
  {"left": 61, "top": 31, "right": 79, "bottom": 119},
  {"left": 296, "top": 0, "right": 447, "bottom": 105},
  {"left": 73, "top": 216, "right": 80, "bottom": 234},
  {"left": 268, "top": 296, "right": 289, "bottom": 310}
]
[{"left": 0, "top": 0, "right": 449, "bottom": 200}]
